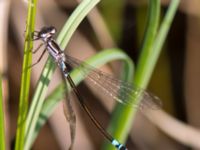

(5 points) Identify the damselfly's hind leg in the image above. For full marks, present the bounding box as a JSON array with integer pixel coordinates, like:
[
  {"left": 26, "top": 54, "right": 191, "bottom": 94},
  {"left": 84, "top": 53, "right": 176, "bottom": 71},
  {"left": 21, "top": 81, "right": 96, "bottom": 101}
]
[
  {"left": 32, "top": 43, "right": 45, "bottom": 53},
  {"left": 28, "top": 48, "right": 47, "bottom": 69}
]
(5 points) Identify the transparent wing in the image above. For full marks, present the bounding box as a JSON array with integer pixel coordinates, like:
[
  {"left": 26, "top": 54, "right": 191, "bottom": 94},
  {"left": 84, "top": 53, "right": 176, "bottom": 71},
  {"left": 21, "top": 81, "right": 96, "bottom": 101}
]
[{"left": 64, "top": 54, "right": 162, "bottom": 111}]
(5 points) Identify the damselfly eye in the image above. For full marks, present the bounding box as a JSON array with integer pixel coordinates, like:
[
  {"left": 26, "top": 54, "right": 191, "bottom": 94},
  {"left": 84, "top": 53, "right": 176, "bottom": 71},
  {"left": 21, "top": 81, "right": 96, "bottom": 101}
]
[
  {"left": 49, "top": 27, "right": 56, "bottom": 34},
  {"left": 44, "top": 26, "right": 56, "bottom": 34},
  {"left": 37, "top": 26, "right": 56, "bottom": 40}
]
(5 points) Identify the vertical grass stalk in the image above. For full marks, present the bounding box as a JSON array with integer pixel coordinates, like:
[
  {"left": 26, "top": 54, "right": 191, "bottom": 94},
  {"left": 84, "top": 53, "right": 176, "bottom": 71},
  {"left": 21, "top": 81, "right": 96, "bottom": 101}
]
[
  {"left": 103, "top": 0, "right": 180, "bottom": 149},
  {"left": 0, "top": 75, "right": 6, "bottom": 150},
  {"left": 15, "top": 0, "right": 37, "bottom": 150}
]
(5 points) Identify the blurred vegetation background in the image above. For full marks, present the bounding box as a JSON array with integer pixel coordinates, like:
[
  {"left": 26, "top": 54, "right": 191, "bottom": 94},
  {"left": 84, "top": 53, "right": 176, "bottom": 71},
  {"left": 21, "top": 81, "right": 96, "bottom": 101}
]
[{"left": 0, "top": 0, "right": 200, "bottom": 150}]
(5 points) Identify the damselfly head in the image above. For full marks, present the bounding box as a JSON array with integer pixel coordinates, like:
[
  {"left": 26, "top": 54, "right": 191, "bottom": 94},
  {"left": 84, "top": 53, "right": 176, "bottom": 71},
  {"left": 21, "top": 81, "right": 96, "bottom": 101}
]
[{"left": 38, "top": 26, "right": 56, "bottom": 41}]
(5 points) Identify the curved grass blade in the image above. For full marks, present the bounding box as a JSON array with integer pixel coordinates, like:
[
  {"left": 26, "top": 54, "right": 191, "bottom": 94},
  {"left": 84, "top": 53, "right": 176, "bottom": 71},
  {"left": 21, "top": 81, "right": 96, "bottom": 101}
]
[{"left": 29, "top": 49, "right": 134, "bottom": 147}]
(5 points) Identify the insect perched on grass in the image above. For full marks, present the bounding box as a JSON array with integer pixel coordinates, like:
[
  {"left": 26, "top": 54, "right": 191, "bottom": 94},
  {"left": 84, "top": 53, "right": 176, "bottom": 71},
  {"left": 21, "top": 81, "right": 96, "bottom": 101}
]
[{"left": 31, "top": 26, "right": 161, "bottom": 150}]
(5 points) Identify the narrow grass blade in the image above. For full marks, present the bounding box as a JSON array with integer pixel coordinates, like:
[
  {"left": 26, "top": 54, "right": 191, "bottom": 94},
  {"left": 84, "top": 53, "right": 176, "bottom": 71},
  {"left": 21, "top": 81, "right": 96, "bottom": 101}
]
[
  {"left": 57, "top": 0, "right": 100, "bottom": 48},
  {"left": 103, "top": 0, "right": 180, "bottom": 150},
  {"left": 103, "top": 0, "right": 160, "bottom": 148},
  {"left": 0, "top": 75, "right": 6, "bottom": 150},
  {"left": 15, "top": 1, "right": 37, "bottom": 150}
]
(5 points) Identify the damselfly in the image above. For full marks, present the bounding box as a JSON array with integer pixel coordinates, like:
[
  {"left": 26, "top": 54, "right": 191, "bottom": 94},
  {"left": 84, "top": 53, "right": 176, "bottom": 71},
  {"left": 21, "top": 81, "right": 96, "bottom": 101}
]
[{"left": 31, "top": 26, "right": 161, "bottom": 150}]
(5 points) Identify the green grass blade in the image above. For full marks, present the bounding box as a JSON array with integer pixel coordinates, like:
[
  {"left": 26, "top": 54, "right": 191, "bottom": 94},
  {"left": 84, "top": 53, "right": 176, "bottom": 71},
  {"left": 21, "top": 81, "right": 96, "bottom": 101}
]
[
  {"left": 28, "top": 49, "right": 134, "bottom": 145},
  {"left": 15, "top": 1, "right": 37, "bottom": 150},
  {"left": 135, "top": 0, "right": 180, "bottom": 89},
  {"left": 25, "top": 0, "right": 100, "bottom": 149},
  {"left": 103, "top": 0, "right": 180, "bottom": 150},
  {"left": 134, "top": 0, "right": 160, "bottom": 88},
  {"left": 0, "top": 75, "right": 6, "bottom": 150},
  {"left": 103, "top": 0, "right": 160, "bottom": 149},
  {"left": 57, "top": 0, "right": 100, "bottom": 49},
  {"left": 149, "top": 0, "right": 180, "bottom": 75}
]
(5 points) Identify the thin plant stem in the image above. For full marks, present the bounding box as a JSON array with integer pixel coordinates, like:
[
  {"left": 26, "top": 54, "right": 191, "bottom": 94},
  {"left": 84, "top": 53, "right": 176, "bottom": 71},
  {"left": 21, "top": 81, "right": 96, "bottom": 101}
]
[
  {"left": 15, "top": 1, "right": 37, "bottom": 150},
  {"left": 0, "top": 74, "right": 6, "bottom": 150}
]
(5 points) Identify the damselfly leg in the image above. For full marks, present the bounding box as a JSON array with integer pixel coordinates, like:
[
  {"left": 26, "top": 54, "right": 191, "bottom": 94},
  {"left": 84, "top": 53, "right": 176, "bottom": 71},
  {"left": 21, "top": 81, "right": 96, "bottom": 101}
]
[
  {"left": 32, "top": 43, "right": 45, "bottom": 53},
  {"left": 29, "top": 48, "right": 47, "bottom": 68}
]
